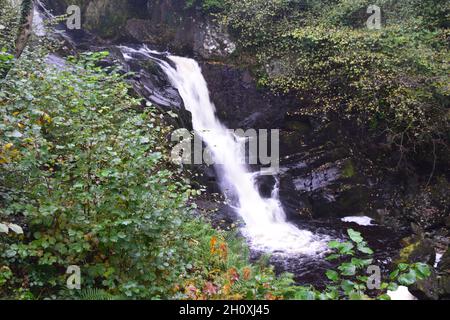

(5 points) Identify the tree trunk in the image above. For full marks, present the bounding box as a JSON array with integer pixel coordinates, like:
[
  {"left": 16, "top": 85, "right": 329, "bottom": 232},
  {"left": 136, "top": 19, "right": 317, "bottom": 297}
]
[{"left": 14, "top": 0, "right": 34, "bottom": 58}]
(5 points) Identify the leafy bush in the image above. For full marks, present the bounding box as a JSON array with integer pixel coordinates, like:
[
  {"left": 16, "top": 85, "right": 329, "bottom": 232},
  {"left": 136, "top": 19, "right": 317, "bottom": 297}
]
[
  {"left": 185, "top": 0, "right": 227, "bottom": 14},
  {"left": 0, "top": 49, "right": 14, "bottom": 79},
  {"left": 283, "top": 229, "right": 432, "bottom": 300},
  {"left": 220, "top": 0, "right": 450, "bottom": 166},
  {"left": 0, "top": 0, "right": 21, "bottom": 49},
  {"left": 0, "top": 0, "right": 20, "bottom": 79},
  {"left": 170, "top": 222, "right": 295, "bottom": 300},
  {"left": 0, "top": 48, "right": 192, "bottom": 298}
]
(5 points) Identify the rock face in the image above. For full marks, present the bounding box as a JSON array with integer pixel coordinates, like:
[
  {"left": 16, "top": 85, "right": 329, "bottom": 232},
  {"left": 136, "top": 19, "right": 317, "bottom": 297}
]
[
  {"left": 43, "top": 0, "right": 235, "bottom": 59},
  {"left": 437, "top": 248, "right": 450, "bottom": 299},
  {"left": 399, "top": 237, "right": 437, "bottom": 266},
  {"left": 200, "top": 63, "right": 291, "bottom": 129}
]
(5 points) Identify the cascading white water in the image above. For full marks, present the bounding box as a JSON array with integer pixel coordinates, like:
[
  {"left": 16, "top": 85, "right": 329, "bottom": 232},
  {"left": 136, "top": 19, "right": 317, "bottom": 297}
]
[{"left": 121, "top": 46, "right": 328, "bottom": 255}]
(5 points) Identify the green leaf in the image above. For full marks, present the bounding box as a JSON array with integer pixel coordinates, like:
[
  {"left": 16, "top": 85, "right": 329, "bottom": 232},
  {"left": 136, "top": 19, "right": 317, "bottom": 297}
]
[
  {"left": 351, "top": 258, "right": 373, "bottom": 268},
  {"left": 326, "top": 270, "right": 339, "bottom": 282},
  {"left": 357, "top": 243, "right": 374, "bottom": 255},
  {"left": 387, "top": 282, "right": 398, "bottom": 291},
  {"left": 341, "top": 280, "right": 355, "bottom": 294},
  {"left": 328, "top": 240, "right": 341, "bottom": 249},
  {"left": 338, "top": 263, "right": 357, "bottom": 276},
  {"left": 328, "top": 241, "right": 355, "bottom": 255},
  {"left": 294, "top": 288, "right": 316, "bottom": 300},
  {"left": 398, "top": 263, "right": 409, "bottom": 271},
  {"left": 347, "top": 229, "right": 363, "bottom": 243},
  {"left": 398, "top": 270, "right": 417, "bottom": 286},
  {"left": 348, "top": 291, "right": 366, "bottom": 300},
  {"left": 390, "top": 269, "right": 399, "bottom": 280},
  {"left": 325, "top": 254, "right": 340, "bottom": 261},
  {"left": 339, "top": 242, "right": 355, "bottom": 255},
  {"left": 414, "top": 263, "right": 431, "bottom": 279}
]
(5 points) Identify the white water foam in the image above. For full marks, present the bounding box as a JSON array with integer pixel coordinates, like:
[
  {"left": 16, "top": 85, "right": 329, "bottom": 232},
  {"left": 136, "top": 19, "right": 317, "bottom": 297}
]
[
  {"left": 435, "top": 253, "right": 443, "bottom": 268},
  {"left": 341, "top": 216, "right": 375, "bottom": 226}
]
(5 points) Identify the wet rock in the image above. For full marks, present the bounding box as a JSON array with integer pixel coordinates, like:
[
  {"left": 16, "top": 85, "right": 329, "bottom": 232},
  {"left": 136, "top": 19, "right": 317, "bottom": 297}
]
[
  {"left": 438, "top": 275, "right": 450, "bottom": 299},
  {"left": 278, "top": 175, "right": 313, "bottom": 220},
  {"left": 437, "top": 248, "right": 450, "bottom": 298},
  {"left": 110, "top": 47, "right": 194, "bottom": 129},
  {"left": 44, "top": 0, "right": 236, "bottom": 59},
  {"left": 195, "top": 198, "right": 240, "bottom": 231},
  {"left": 284, "top": 119, "right": 312, "bottom": 135},
  {"left": 200, "top": 63, "right": 293, "bottom": 129},
  {"left": 398, "top": 237, "right": 440, "bottom": 300},
  {"left": 192, "top": 165, "right": 220, "bottom": 194},
  {"left": 445, "top": 216, "right": 450, "bottom": 229},
  {"left": 195, "top": 22, "right": 236, "bottom": 59},
  {"left": 438, "top": 248, "right": 450, "bottom": 271},
  {"left": 255, "top": 175, "right": 277, "bottom": 199},
  {"left": 410, "top": 269, "right": 440, "bottom": 300}
]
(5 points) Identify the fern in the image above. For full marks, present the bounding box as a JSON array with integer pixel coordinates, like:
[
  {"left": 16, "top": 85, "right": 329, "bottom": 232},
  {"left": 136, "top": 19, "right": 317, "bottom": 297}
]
[{"left": 78, "top": 288, "right": 120, "bottom": 301}]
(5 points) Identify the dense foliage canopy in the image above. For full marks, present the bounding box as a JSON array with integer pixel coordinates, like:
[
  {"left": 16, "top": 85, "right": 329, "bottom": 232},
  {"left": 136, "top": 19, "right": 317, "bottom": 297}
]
[{"left": 208, "top": 0, "right": 449, "bottom": 167}]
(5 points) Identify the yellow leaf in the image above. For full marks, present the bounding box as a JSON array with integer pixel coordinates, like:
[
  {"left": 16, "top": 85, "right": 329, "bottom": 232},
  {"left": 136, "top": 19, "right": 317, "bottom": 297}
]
[
  {"left": 3, "top": 143, "right": 13, "bottom": 150},
  {"left": 43, "top": 113, "right": 52, "bottom": 123},
  {"left": 210, "top": 236, "right": 217, "bottom": 254}
]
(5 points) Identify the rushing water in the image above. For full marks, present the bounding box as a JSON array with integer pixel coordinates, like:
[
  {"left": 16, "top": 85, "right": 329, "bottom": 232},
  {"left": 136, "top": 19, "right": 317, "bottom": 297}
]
[{"left": 120, "top": 46, "right": 328, "bottom": 255}]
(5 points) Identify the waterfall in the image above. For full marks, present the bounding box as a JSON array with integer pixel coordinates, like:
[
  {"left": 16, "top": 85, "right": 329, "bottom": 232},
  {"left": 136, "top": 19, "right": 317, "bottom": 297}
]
[{"left": 121, "top": 46, "right": 327, "bottom": 255}]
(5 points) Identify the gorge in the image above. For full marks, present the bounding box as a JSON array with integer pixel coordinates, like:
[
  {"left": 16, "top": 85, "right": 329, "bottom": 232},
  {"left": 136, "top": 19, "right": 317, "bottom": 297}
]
[
  {"left": 39, "top": 0, "right": 450, "bottom": 298},
  {"left": 1, "top": 0, "right": 448, "bottom": 300}
]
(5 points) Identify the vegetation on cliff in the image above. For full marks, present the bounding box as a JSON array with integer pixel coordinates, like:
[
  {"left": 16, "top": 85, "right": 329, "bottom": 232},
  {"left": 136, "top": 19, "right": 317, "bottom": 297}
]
[{"left": 209, "top": 0, "right": 449, "bottom": 169}]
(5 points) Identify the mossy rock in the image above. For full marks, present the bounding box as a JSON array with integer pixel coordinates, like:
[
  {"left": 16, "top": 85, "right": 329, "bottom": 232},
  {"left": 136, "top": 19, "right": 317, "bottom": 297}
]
[
  {"left": 341, "top": 159, "right": 356, "bottom": 179},
  {"left": 438, "top": 247, "right": 450, "bottom": 272},
  {"left": 399, "top": 237, "right": 440, "bottom": 299},
  {"left": 438, "top": 275, "right": 450, "bottom": 298},
  {"left": 284, "top": 120, "right": 312, "bottom": 134},
  {"left": 410, "top": 269, "right": 440, "bottom": 300},
  {"left": 398, "top": 237, "right": 436, "bottom": 265}
]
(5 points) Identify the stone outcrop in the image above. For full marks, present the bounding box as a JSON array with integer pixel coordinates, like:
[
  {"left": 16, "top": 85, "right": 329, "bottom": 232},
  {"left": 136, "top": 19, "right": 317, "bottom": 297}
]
[{"left": 43, "top": 0, "right": 235, "bottom": 59}]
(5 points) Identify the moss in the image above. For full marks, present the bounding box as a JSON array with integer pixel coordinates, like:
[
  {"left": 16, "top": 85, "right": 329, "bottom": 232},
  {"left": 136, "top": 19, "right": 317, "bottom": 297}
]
[
  {"left": 219, "top": 0, "right": 450, "bottom": 167},
  {"left": 341, "top": 160, "right": 356, "bottom": 178},
  {"left": 399, "top": 242, "right": 420, "bottom": 263},
  {"left": 398, "top": 238, "right": 436, "bottom": 265},
  {"left": 285, "top": 120, "right": 312, "bottom": 134}
]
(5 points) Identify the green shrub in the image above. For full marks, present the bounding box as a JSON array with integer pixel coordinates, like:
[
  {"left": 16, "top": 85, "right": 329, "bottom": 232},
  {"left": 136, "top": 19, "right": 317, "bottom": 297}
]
[
  {"left": 185, "top": 0, "right": 227, "bottom": 13},
  {"left": 0, "top": 48, "right": 195, "bottom": 298},
  {"left": 283, "top": 229, "right": 432, "bottom": 300}
]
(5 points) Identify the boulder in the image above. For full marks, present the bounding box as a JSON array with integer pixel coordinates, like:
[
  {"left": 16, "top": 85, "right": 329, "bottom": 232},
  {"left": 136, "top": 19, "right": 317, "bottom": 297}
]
[
  {"left": 438, "top": 248, "right": 450, "bottom": 271},
  {"left": 437, "top": 248, "right": 450, "bottom": 298},
  {"left": 43, "top": 0, "right": 236, "bottom": 59},
  {"left": 397, "top": 237, "right": 440, "bottom": 300},
  {"left": 410, "top": 269, "right": 440, "bottom": 300},
  {"left": 398, "top": 237, "right": 436, "bottom": 266}
]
